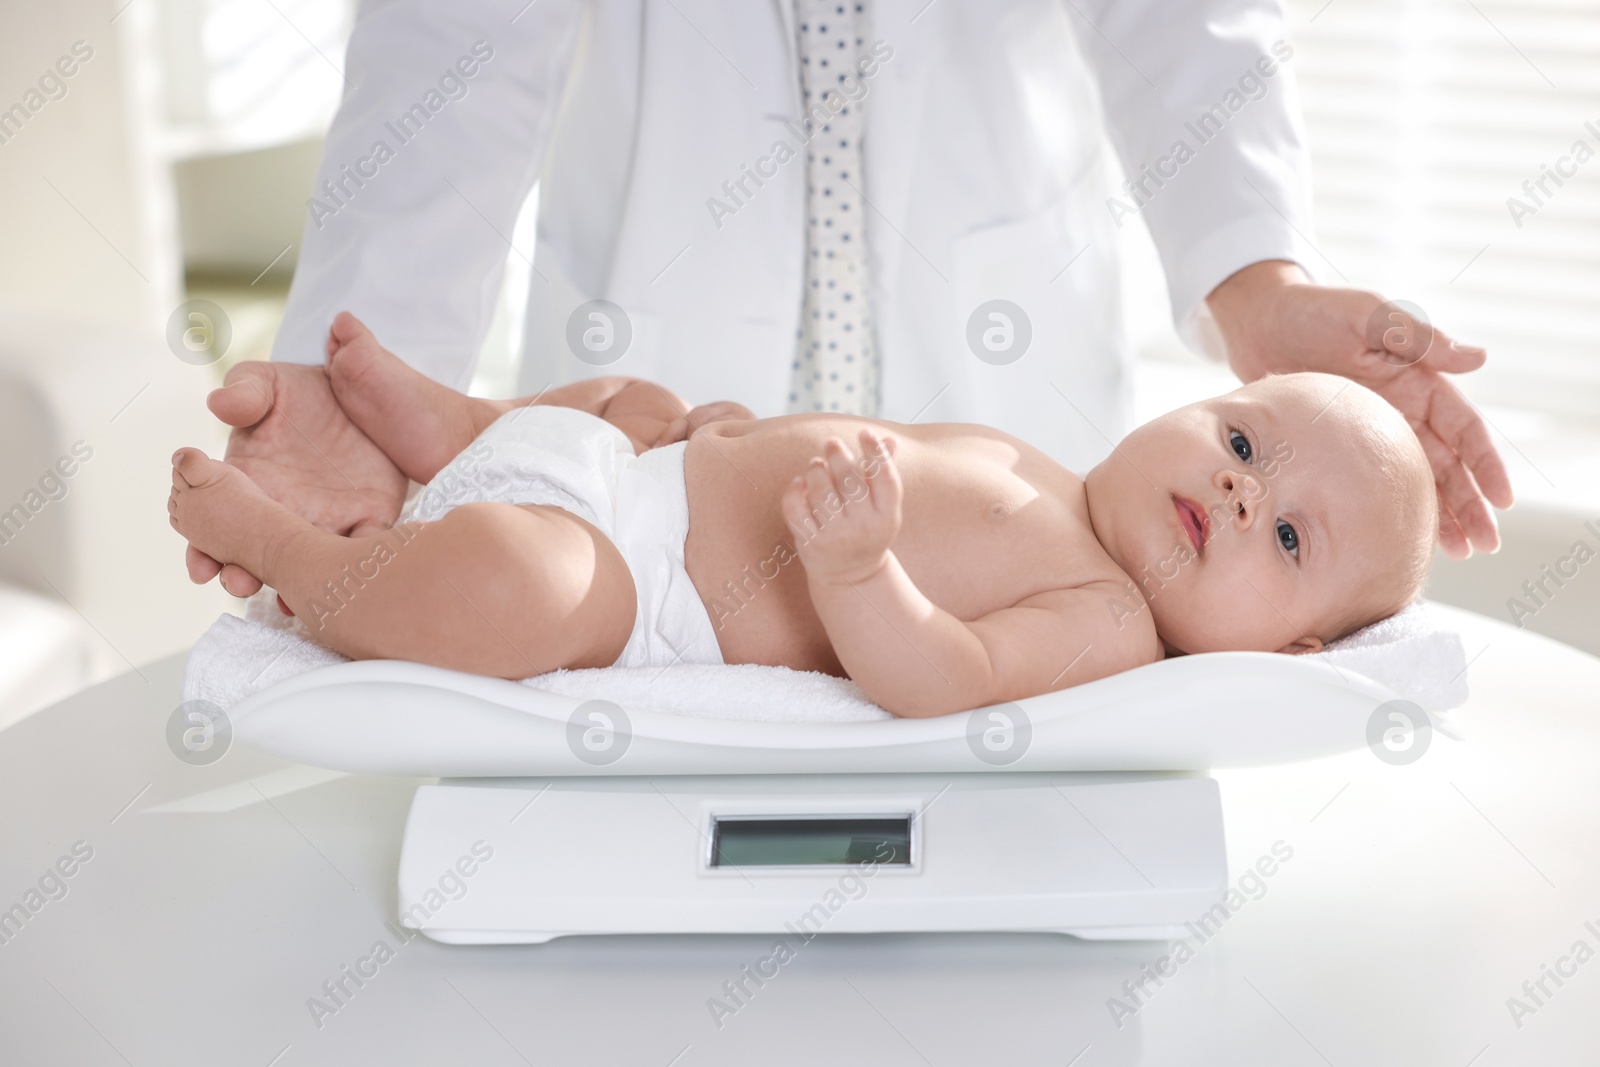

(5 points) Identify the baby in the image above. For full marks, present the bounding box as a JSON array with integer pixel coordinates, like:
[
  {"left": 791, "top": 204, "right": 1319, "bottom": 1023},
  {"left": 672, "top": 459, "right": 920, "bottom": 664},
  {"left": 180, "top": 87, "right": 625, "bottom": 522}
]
[{"left": 169, "top": 314, "right": 1435, "bottom": 717}]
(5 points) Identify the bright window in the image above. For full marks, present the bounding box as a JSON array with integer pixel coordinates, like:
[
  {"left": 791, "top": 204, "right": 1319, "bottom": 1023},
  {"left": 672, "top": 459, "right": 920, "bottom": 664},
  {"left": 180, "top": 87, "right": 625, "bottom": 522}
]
[{"left": 1126, "top": 0, "right": 1600, "bottom": 424}]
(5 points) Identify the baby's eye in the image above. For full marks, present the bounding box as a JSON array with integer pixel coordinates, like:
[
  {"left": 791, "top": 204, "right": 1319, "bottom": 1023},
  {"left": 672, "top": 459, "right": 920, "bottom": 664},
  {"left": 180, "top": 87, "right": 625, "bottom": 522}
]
[
  {"left": 1229, "top": 431, "right": 1253, "bottom": 463},
  {"left": 1276, "top": 519, "right": 1300, "bottom": 557}
]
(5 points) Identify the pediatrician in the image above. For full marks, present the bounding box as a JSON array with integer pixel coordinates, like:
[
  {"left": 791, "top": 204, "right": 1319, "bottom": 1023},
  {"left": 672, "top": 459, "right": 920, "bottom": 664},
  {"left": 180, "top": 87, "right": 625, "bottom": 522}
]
[{"left": 190, "top": 0, "right": 1511, "bottom": 599}]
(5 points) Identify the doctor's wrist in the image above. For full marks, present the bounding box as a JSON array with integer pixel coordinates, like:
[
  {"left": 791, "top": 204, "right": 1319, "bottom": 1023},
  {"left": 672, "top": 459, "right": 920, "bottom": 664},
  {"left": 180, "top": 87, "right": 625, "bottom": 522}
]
[{"left": 1205, "top": 259, "right": 1312, "bottom": 382}]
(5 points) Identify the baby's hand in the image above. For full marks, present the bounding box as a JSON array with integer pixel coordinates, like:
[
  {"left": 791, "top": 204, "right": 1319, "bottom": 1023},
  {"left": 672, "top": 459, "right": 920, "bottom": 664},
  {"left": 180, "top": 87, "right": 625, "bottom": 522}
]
[{"left": 781, "top": 428, "right": 901, "bottom": 584}]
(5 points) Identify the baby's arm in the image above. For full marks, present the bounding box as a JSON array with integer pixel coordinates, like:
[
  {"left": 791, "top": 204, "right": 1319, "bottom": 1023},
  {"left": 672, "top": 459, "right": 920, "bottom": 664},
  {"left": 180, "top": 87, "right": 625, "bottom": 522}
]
[{"left": 782, "top": 431, "right": 1155, "bottom": 718}]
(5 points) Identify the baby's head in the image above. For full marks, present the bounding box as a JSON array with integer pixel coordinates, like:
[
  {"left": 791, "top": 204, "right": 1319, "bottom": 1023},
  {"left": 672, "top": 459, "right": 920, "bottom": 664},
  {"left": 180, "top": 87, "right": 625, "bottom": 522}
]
[{"left": 1084, "top": 372, "right": 1435, "bottom": 655}]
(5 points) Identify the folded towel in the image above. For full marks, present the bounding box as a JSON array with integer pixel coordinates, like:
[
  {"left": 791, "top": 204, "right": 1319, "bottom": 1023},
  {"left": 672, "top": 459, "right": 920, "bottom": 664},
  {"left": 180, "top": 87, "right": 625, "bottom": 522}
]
[
  {"left": 180, "top": 590, "right": 890, "bottom": 722},
  {"left": 180, "top": 591, "right": 1468, "bottom": 722},
  {"left": 1318, "top": 600, "right": 1469, "bottom": 714},
  {"left": 181, "top": 605, "right": 346, "bottom": 712}
]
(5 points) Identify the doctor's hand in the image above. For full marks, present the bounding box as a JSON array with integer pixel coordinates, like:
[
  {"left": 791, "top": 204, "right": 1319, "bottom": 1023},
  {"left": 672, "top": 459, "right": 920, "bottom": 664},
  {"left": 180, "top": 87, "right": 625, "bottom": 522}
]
[
  {"left": 1207, "top": 260, "right": 1514, "bottom": 560},
  {"left": 184, "top": 360, "right": 408, "bottom": 599},
  {"left": 650, "top": 400, "right": 758, "bottom": 449}
]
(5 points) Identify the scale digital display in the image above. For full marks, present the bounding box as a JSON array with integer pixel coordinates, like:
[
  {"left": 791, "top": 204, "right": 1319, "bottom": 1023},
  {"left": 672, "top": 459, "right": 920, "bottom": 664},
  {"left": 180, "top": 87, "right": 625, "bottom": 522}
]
[{"left": 709, "top": 816, "right": 912, "bottom": 868}]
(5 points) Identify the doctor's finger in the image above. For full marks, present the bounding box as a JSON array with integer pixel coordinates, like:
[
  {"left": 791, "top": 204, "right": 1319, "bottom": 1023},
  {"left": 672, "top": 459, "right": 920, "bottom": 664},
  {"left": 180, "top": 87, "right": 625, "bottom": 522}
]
[
  {"left": 218, "top": 563, "right": 264, "bottom": 598},
  {"left": 1413, "top": 320, "right": 1487, "bottom": 374},
  {"left": 208, "top": 363, "right": 276, "bottom": 429},
  {"left": 1426, "top": 378, "right": 1514, "bottom": 509},
  {"left": 1434, "top": 488, "right": 1470, "bottom": 562},
  {"left": 1414, "top": 420, "right": 1499, "bottom": 556},
  {"left": 348, "top": 519, "right": 389, "bottom": 539},
  {"left": 186, "top": 544, "right": 223, "bottom": 585}
]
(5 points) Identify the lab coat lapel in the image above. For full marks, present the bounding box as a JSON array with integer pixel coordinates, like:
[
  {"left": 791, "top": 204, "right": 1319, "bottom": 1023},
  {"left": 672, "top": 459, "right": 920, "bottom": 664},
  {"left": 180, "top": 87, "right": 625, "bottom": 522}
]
[
  {"left": 601, "top": 0, "right": 805, "bottom": 406},
  {"left": 771, "top": 0, "right": 797, "bottom": 60},
  {"left": 858, "top": 0, "right": 942, "bottom": 326}
]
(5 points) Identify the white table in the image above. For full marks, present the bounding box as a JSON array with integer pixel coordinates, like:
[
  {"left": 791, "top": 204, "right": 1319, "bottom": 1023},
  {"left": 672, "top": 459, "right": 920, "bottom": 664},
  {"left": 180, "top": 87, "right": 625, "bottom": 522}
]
[{"left": 2, "top": 603, "right": 1596, "bottom": 1065}]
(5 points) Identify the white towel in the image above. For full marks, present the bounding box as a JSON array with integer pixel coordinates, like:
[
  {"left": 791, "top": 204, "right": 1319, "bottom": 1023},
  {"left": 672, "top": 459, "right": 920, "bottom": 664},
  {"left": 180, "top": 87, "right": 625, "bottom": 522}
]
[
  {"left": 180, "top": 591, "right": 890, "bottom": 722},
  {"left": 180, "top": 590, "right": 1468, "bottom": 721},
  {"left": 1318, "top": 600, "right": 1469, "bottom": 713}
]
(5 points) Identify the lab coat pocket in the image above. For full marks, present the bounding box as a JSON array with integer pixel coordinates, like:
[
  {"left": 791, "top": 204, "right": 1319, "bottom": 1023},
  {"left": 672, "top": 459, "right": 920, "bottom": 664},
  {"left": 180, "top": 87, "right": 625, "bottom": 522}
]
[
  {"left": 950, "top": 196, "right": 1110, "bottom": 368},
  {"left": 948, "top": 194, "right": 1129, "bottom": 469}
]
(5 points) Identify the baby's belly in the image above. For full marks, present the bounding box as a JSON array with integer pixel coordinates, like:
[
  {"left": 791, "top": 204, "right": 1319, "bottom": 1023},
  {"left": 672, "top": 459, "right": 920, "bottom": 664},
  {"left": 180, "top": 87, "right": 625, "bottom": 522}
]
[
  {"left": 680, "top": 417, "right": 1086, "bottom": 674},
  {"left": 682, "top": 458, "right": 842, "bottom": 673}
]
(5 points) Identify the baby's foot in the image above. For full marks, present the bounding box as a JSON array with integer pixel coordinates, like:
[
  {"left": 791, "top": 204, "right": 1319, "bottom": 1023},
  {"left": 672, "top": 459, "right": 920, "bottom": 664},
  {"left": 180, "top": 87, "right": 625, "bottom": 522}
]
[
  {"left": 324, "top": 312, "right": 505, "bottom": 484},
  {"left": 168, "top": 449, "right": 307, "bottom": 591}
]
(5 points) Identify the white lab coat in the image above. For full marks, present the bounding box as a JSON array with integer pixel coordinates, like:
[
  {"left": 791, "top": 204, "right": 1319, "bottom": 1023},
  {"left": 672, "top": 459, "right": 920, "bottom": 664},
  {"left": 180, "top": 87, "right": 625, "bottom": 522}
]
[{"left": 275, "top": 0, "right": 1315, "bottom": 472}]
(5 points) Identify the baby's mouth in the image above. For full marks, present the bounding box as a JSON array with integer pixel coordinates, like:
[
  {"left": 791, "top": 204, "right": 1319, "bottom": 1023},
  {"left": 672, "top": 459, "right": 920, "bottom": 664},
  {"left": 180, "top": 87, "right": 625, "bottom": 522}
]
[{"left": 1173, "top": 495, "right": 1209, "bottom": 553}]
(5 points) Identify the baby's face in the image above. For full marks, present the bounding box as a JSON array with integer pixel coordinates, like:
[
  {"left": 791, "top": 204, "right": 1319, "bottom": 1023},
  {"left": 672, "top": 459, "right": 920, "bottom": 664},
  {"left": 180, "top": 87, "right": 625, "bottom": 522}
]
[{"left": 1084, "top": 373, "right": 1432, "bottom": 655}]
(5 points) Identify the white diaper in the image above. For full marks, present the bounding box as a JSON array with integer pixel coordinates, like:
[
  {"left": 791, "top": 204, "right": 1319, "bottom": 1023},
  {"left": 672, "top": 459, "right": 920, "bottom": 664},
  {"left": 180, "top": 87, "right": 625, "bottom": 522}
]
[{"left": 399, "top": 405, "right": 725, "bottom": 670}]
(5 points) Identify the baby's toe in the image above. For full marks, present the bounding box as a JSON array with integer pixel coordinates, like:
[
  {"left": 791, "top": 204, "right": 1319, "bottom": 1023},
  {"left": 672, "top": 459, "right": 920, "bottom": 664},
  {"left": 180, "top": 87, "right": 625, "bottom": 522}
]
[
  {"left": 328, "top": 312, "right": 377, "bottom": 356},
  {"left": 171, "top": 447, "right": 224, "bottom": 489},
  {"left": 326, "top": 317, "right": 385, "bottom": 386},
  {"left": 330, "top": 310, "right": 371, "bottom": 345}
]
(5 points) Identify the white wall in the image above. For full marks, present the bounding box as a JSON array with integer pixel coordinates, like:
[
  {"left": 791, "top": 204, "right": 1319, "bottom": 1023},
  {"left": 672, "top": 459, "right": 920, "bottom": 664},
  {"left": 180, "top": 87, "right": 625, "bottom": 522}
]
[
  {"left": 0, "top": 0, "right": 234, "bottom": 679},
  {"left": 0, "top": 0, "right": 180, "bottom": 329}
]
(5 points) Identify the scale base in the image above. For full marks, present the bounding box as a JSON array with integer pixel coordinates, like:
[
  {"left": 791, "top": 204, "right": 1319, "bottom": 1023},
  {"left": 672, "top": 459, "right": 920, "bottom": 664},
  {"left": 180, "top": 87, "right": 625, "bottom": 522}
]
[
  {"left": 413, "top": 923, "right": 1194, "bottom": 945},
  {"left": 397, "top": 772, "right": 1228, "bottom": 944}
]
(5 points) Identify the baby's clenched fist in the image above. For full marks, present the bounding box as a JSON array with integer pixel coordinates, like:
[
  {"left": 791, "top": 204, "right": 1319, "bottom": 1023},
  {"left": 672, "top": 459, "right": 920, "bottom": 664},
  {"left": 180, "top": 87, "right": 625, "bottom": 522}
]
[{"left": 780, "top": 428, "right": 902, "bottom": 584}]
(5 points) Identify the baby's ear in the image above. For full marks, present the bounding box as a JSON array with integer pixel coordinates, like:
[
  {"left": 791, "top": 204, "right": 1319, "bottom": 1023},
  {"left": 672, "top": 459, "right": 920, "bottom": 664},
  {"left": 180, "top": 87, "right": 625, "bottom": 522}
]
[{"left": 1276, "top": 634, "right": 1325, "bottom": 655}]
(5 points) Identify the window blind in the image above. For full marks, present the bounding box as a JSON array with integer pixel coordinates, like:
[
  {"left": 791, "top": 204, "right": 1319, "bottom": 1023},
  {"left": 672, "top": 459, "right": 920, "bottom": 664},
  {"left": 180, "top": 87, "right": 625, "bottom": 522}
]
[{"left": 1287, "top": 0, "right": 1600, "bottom": 418}]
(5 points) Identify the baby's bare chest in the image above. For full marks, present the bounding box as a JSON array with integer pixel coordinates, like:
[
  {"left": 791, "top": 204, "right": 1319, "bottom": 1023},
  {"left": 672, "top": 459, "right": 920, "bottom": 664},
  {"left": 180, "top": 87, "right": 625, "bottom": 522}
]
[
  {"left": 892, "top": 468, "right": 1109, "bottom": 612},
  {"left": 687, "top": 427, "right": 1118, "bottom": 614}
]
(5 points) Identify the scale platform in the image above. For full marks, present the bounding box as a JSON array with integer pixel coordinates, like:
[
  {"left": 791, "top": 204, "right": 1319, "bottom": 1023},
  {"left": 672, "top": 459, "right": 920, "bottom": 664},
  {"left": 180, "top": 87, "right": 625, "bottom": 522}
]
[{"left": 397, "top": 772, "right": 1228, "bottom": 944}]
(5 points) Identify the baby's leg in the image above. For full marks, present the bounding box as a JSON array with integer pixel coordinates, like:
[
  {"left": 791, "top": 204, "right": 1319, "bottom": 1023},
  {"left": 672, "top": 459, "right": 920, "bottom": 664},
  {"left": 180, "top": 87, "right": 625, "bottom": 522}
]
[
  {"left": 171, "top": 450, "right": 636, "bottom": 677},
  {"left": 324, "top": 313, "right": 512, "bottom": 484},
  {"left": 325, "top": 312, "right": 694, "bottom": 479}
]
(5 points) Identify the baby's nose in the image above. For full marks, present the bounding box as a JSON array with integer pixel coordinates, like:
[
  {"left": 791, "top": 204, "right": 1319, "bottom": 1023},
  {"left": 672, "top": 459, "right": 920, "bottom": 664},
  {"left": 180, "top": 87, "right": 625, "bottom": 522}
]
[{"left": 1213, "top": 468, "right": 1265, "bottom": 527}]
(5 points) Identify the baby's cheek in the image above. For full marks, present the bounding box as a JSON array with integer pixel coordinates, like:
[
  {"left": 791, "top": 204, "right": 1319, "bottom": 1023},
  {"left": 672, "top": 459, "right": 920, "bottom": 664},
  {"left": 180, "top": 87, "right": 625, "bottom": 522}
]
[{"left": 1151, "top": 562, "right": 1257, "bottom": 653}]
